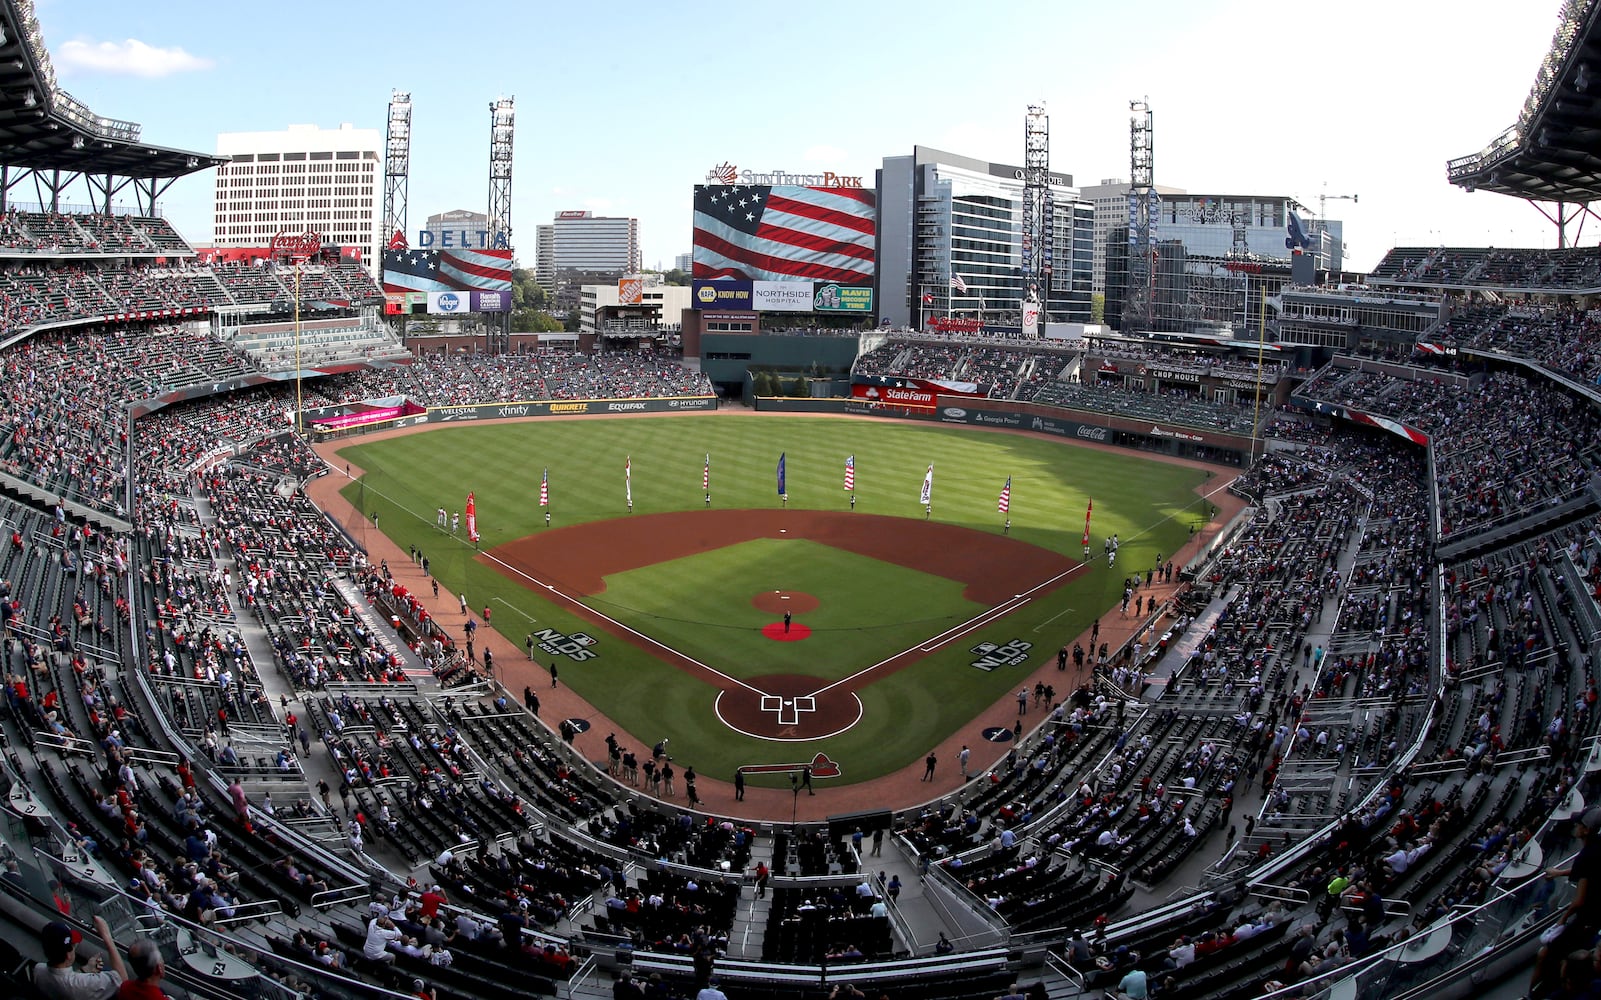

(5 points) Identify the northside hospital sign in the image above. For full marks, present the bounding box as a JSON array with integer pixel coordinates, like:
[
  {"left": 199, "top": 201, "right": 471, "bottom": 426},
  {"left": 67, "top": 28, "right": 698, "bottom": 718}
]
[{"left": 705, "top": 161, "right": 865, "bottom": 189}]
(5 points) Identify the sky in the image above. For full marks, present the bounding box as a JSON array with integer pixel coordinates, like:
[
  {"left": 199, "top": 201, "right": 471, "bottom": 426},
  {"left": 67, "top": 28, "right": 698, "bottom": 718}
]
[{"left": 30, "top": 0, "right": 1571, "bottom": 272}]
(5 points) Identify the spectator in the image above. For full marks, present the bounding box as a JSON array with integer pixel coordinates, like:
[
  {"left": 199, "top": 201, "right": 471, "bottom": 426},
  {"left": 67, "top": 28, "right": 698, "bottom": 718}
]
[{"left": 33, "top": 917, "right": 126, "bottom": 1000}]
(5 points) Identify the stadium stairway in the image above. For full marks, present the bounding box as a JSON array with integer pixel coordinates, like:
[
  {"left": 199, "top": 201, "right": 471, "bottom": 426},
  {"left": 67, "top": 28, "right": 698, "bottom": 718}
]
[{"left": 0, "top": 467, "right": 131, "bottom": 534}]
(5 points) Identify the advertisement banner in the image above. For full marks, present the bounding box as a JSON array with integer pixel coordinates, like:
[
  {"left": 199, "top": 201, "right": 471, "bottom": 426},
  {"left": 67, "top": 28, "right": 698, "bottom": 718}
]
[
  {"left": 427, "top": 396, "right": 718, "bottom": 423},
  {"left": 814, "top": 283, "right": 873, "bottom": 313},
  {"left": 470, "top": 290, "right": 510, "bottom": 312},
  {"left": 427, "top": 290, "right": 470, "bottom": 314},
  {"left": 618, "top": 275, "right": 644, "bottom": 305},
  {"left": 405, "top": 292, "right": 427, "bottom": 307},
  {"left": 752, "top": 280, "right": 814, "bottom": 312},
  {"left": 384, "top": 293, "right": 406, "bottom": 316},
  {"left": 692, "top": 279, "right": 754, "bottom": 310}
]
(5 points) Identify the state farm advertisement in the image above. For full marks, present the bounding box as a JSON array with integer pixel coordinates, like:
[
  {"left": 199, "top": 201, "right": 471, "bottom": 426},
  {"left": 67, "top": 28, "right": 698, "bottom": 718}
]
[{"left": 849, "top": 376, "right": 988, "bottom": 411}]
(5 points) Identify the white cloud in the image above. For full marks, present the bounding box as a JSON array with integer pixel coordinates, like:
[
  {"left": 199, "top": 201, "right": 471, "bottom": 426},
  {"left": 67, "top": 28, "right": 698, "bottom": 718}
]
[{"left": 57, "top": 38, "right": 213, "bottom": 78}]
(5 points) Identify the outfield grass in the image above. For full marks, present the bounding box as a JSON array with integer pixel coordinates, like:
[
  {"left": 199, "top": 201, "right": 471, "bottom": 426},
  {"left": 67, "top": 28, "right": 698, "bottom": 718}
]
[{"left": 336, "top": 415, "right": 1213, "bottom": 784}]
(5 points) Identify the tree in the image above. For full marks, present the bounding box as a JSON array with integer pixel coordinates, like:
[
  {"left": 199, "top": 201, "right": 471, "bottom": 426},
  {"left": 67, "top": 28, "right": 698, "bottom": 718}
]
[
  {"left": 512, "top": 309, "right": 562, "bottom": 333},
  {"left": 1091, "top": 293, "right": 1105, "bottom": 325},
  {"left": 662, "top": 269, "right": 690, "bottom": 286},
  {"left": 788, "top": 377, "right": 807, "bottom": 397}
]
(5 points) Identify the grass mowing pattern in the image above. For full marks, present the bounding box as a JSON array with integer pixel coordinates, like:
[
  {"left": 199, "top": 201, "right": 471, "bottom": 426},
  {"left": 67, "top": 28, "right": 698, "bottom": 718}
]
[{"left": 336, "top": 416, "right": 1213, "bottom": 784}]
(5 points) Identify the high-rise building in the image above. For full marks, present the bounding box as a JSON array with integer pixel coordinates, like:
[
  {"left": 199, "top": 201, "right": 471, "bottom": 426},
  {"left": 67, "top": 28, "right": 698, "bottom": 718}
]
[
  {"left": 876, "top": 146, "right": 1094, "bottom": 331},
  {"left": 674, "top": 252, "right": 692, "bottom": 274},
  {"left": 1078, "top": 178, "right": 1188, "bottom": 294},
  {"left": 420, "top": 209, "right": 489, "bottom": 250},
  {"left": 213, "top": 123, "right": 382, "bottom": 272},
  {"left": 552, "top": 210, "right": 639, "bottom": 276},
  {"left": 1102, "top": 192, "right": 1342, "bottom": 336},
  {"left": 534, "top": 224, "right": 555, "bottom": 292}
]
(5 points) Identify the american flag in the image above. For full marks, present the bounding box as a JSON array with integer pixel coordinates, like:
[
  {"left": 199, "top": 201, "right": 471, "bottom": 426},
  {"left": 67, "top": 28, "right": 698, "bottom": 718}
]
[
  {"left": 381, "top": 247, "right": 513, "bottom": 293},
  {"left": 702, "top": 453, "right": 710, "bottom": 492},
  {"left": 1082, "top": 498, "right": 1093, "bottom": 547},
  {"left": 693, "top": 185, "right": 876, "bottom": 284},
  {"left": 539, "top": 468, "right": 548, "bottom": 507},
  {"left": 466, "top": 492, "right": 479, "bottom": 543},
  {"left": 950, "top": 274, "right": 969, "bottom": 293},
  {"left": 998, "top": 477, "right": 1011, "bottom": 514},
  {"left": 843, "top": 454, "right": 855, "bottom": 492}
]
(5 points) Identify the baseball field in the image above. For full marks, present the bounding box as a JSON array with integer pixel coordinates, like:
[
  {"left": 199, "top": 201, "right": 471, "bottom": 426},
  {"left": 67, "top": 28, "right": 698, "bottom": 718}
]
[{"left": 334, "top": 414, "right": 1212, "bottom": 786}]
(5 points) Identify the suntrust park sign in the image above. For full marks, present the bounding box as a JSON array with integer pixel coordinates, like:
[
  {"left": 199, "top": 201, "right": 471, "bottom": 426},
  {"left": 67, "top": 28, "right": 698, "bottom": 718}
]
[{"left": 705, "top": 161, "right": 864, "bottom": 189}]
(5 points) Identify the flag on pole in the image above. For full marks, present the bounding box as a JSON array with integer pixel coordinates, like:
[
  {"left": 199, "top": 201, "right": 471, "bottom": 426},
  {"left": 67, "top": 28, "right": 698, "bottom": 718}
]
[
  {"left": 919, "top": 465, "right": 933, "bottom": 506},
  {"left": 625, "top": 456, "right": 632, "bottom": 506},
  {"left": 539, "top": 468, "right": 548, "bottom": 507},
  {"left": 998, "top": 476, "right": 1011, "bottom": 514},
  {"left": 950, "top": 274, "right": 969, "bottom": 293},
  {"left": 776, "top": 453, "right": 787, "bottom": 496},
  {"left": 702, "top": 453, "right": 710, "bottom": 493},
  {"left": 921, "top": 292, "right": 934, "bottom": 305},
  {"left": 1082, "top": 498, "right": 1093, "bottom": 547},
  {"left": 465, "top": 492, "right": 479, "bottom": 543},
  {"left": 843, "top": 454, "right": 855, "bottom": 492}
]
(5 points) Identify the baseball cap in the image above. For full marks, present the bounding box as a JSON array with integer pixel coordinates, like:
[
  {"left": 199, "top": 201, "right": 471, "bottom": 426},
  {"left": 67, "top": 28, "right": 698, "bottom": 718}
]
[
  {"left": 41, "top": 922, "right": 81, "bottom": 964},
  {"left": 1576, "top": 806, "right": 1601, "bottom": 831}
]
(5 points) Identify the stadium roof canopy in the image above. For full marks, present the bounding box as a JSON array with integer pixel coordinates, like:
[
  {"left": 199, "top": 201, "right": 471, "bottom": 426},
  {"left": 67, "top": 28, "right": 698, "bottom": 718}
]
[
  {"left": 1448, "top": 0, "right": 1601, "bottom": 204},
  {"left": 0, "top": 0, "right": 224, "bottom": 211}
]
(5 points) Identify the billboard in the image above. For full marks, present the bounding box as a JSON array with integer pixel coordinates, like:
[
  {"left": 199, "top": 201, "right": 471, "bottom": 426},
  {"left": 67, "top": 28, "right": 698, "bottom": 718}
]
[
  {"left": 382, "top": 247, "right": 513, "bottom": 295},
  {"left": 427, "top": 291, "right": 470, "bottom": 314},
  {"left": 618, "top": 275, "right": 643, "bottom": 305},
  {"left": 752, "top": 280, "right": 813, "bottom": 312},
  {"left": 692, "top": 279, "right": 754, "bottom": 310},
  {"left": 693, "top": 184, "right": 875, "bottom": 284},
  {"left": 813, "top": 283, "right": 873, "bottom": 313},
  {"left": 470, "top": 290, "right": 510, "bottom": 312}
]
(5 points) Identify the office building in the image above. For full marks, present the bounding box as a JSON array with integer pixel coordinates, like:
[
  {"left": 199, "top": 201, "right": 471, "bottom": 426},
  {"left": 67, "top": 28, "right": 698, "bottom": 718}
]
[
  {"left": 534, "top": 224, "right": 555, "bottom": 291},
  {"left": 420, "top": 209, "right": 489, "bottom": 250},
  {"left": 213, "top": 123, "right": 382, "bottom": 272},
  {"left": 1078, "top": 178, "right": 1188, "bottom": 294},
  {"left": 876, "top": 146, "right": 1094, "bottom": 332},
  {"left": 552, "top": 210, "right": 640, "bottom": 276}
]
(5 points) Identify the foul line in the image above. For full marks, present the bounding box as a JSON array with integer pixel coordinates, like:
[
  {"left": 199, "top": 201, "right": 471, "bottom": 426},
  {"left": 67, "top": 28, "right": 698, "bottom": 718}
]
[
  {"left": 328, "top": 474, "right": 768, "bottom": 697},
  {"left": 806, "top": 561, "right": 1085, "bottom": 700},
  {"left": 475, "top": 548, "right": 770, "bottom": 698}
]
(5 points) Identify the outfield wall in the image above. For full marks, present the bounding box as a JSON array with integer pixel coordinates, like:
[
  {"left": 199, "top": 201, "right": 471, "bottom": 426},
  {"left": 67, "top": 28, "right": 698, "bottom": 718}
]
[{"left": 308, "top": 395, "right": 718, "bottom": 441}]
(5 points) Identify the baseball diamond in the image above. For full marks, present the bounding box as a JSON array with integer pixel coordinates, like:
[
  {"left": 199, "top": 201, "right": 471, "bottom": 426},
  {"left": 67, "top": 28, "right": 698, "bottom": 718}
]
[{"left": 320, "top": 411, "right": 1224, "bottom": 805}]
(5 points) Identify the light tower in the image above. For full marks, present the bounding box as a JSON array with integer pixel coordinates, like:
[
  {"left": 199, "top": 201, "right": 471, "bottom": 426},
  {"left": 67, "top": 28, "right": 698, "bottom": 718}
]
[
  {"left": 381, "top": 91, "right": 412, "bottom": 251},
  {"left": 1021, "top": 104, "right": 1051, "bottom": 334},
  {"left": 486, "top": 97, "right": 515, "bottom": 353},
  {"left": 1125, "top": 100, "right": 1157, "bottom": 335}
]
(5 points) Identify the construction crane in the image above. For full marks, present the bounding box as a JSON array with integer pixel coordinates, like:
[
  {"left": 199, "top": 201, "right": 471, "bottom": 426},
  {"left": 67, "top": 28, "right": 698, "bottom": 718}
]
[{"left": 1318, "top": 186, "right": 1358, "bottom": 220}]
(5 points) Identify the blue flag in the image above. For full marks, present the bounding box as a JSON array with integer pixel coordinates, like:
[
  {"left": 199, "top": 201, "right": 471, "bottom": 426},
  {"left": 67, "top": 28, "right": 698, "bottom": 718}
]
[{"left": 777, "top": 452, "right": 787, "bottom": 496}]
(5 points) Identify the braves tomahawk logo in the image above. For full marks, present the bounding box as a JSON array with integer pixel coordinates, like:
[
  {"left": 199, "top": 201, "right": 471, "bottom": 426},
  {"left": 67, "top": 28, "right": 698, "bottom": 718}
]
[
  {"left": 706, "top": 161, "right": 739, "bottom": 185},
  {"left": 735, "top": 752, "right": 841, "bottom": 779}
]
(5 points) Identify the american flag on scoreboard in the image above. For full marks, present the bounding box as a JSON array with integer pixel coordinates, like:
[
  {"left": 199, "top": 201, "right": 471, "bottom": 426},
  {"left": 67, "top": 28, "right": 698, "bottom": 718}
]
[
  {"left": 381, "top": 247, "right": 514, "bottom": 293},
  {"left": 539, "top": 468, "right": 548, "bottom": 507},
  {"left": 998, "top": 476, "right": 1011, "bottom": 514},
  {"left": 692, "top": 185, "right": 876, "bottom": 284},
  {"left": 843, "top": 454, "right": 855, "bottom": 492}
]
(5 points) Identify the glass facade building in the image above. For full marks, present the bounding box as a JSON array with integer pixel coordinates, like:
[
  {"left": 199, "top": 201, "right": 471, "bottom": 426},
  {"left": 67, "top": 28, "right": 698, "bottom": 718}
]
[{"left": 876, "top": 146, "right": 1094, "bottom": 331}]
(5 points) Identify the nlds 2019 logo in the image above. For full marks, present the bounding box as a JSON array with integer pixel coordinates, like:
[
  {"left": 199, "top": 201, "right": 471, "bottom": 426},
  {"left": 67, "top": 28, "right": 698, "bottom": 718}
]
[
  {"left": 532, "top": 627, "right": 598, "bottom": 661},
  {"left": 970, "top": 639, "right": 1033, "bottom": 671}
]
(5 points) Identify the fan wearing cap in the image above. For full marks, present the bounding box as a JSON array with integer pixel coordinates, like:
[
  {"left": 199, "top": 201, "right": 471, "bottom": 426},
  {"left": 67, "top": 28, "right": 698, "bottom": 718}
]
[
  {"left": 1531, "top": 805, "right": 1601, "bottom": 996},
  {"left": 32, "top": 915, "right": 127, "bottom": 1000}
]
